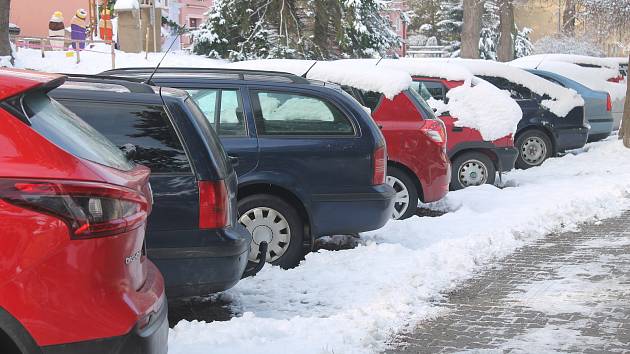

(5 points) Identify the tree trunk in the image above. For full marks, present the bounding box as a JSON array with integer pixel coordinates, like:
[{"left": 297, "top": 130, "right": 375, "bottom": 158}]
[
  {"left": 497, "top": 0, "right": 514, "bottom": 62},
  {"left": 461, "top": 0, "right": 482, "bottom": 58},
  {"left": 562, "top": 0, "right": 575, "bottom": 35},
  {"left": 0, "top": 0, "right": 12, "bottom": 63},
  {"left": 620, "top": 53, "right": 630, "bottom": 148}
]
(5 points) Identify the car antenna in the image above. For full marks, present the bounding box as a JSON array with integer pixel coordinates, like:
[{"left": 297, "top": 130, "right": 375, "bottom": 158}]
[
  {"left": 144, "top": 31, "right": 183, "bottom": 85},
  {"left": 302, "top": 61, "right": 318, "bottom": 78},
  {"left": 375, "top": 57, "right": 383, "bottom": 66}
]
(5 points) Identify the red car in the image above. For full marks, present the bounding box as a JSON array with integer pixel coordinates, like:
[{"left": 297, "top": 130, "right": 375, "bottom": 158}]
[
  {"left": 410, "top": 76, "right": 518, "bottom": 190},
  {"left": 344, "top": 87, "right": 451, "bottom": 220},
  {"left": 0, "top": 69, "right": 168, "bottom": 353}
]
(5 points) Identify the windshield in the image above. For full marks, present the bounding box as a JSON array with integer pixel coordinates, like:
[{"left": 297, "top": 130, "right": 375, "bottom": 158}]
[{"left": 24, "top": 91, "right": 134, "bottom": 171}]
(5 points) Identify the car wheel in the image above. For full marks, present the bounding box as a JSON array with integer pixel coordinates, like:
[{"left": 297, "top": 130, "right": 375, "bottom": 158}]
[
  {"left": 238, "top": 194, "right": 304, "bottom": 269},
  {"left": 386, "top": 166, "right": 419, "bottom": 220},
  {"left": 515, "top": 130, "right": 552, "bottom": 169},
  {"left": 450, "top": 151, "right": 496, "bottom": 191}
]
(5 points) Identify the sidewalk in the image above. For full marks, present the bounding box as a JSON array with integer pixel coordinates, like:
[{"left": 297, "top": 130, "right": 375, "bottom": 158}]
[{"left": 388, "top": 211, "right": 630, "bottom": 353}]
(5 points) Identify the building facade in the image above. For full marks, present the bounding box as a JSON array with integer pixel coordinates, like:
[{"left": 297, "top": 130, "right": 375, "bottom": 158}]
[{"left": 10, "top": 0, "right": 88, "bottom": 38}]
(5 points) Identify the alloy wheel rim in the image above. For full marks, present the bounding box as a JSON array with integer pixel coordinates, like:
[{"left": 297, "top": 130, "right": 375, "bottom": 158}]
[
  {"left": 521, "top": 137, "right": 547, "bottom": 165},
  {"left": 386, "top": 175, "right": 410, "bottom": 219},
  {"left": 458, "top": 159, "right": 488, "bottom": 187},
  {"left": 239, "top": 207, "right": 291, "bottom": 263}
]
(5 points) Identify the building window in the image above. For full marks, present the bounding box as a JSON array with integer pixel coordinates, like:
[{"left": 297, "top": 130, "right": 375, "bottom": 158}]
[{"left": 189, "top": 18, "right": 199, "bottom": 29}]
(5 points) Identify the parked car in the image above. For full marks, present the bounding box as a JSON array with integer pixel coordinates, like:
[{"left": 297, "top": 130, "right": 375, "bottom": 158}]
[
  {"left": 50, "top": 75, "right": 252, "bottom": 298},
  {"left": 0, "top": 69, "right": 167, "bottom": 353},
  {"left": 527, "top": 68, "right": 614, "bottom": 142},
  {"left": 377, "top": 59, "right": 521, "bottom": 190},
  {"left": 227, "top": 59, "right": 451, "bottom": 219},
  {"left": 426, "top": 59, "right": 588, "bottom": 169},
  {"left": 512, "top": 56, "right": 625, "bottom": 130},
  {"left": 100, "top": 67, "right": 396, "bottom": 268}
]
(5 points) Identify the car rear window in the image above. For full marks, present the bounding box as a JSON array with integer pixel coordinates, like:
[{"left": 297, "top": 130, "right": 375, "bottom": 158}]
[
  {"left": 406, "top": 88, "right": 438, "bottom": 120},
  {"left": 23, "top": 91, "right": 134, "bottom": 171}
]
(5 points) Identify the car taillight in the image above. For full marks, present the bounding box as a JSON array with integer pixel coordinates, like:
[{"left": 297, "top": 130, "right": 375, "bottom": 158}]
[
  {"left": 0, "top": 178, "right": 148, "bottom": 239},
  {"left": 421, "top": 119, "right": 447, "bottom": 146},
  {"left": 608, "top": 75, "right": 623, "bottom": 83},
  {"left": 606, "top": 93, "right": 612, "bottom": 112},
  {"left": 372, "top": 146, "right": 387, "bottom": 185},
  {"left": 198, "top": 180, "right": 230, "bottom": 229}
]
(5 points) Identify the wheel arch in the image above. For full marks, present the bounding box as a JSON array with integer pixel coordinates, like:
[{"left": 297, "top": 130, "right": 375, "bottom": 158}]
[
  {"left": 0, "top": 307, "right": 40, "bottom": 354},
  {"left": 450, "top": 148, "right": 499, "bottom": 171},
  {"left": 515, "top": 125, "right": 557, "bottom": 154},
  {"left": 387, "top": 160, "right": 424, "bottom": 202},
  {"left": 237, "top": 183, "right": 312, "bottom": 250}
]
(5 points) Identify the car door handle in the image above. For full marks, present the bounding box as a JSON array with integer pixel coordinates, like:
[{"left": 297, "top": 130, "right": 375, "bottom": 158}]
[
  {"left": 228, "top": 155, "right": 239, "bottom": 167},
  {"left": 452, "top": 126, "right": 463, "bottom": 132}
]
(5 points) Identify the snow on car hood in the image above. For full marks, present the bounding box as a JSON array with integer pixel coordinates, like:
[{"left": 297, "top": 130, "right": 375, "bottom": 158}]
[
  {"left": 511, "top": 60, "right": 626, "bottom": 102},
  {"left": 429, "top": 79, "right": 523, "bottom": 141},
  {"left": 227, "top": 59, "right": 412, "bottom": 99}
]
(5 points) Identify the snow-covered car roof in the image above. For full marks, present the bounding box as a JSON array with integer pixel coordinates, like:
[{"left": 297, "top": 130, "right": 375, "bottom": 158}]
[
  {"left": 415, "top": 58, "right": 584, "bottom": 117},
  {"left": 513, "top": 54, "right": 620, "bottom": 71},
  {"left": 226, "top": 59, "right": 412, "bottom": 99},
  {"left": 337, "top": 58, "right": 474, "bottom": 82},
  {"left": 510, "top": 60, "right": 626, "bottom": 101}
]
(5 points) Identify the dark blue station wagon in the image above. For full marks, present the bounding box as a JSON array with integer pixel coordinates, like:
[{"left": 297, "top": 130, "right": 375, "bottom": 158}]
[{"left": 101, "top": 68, "right": 396, "bottom": 268}]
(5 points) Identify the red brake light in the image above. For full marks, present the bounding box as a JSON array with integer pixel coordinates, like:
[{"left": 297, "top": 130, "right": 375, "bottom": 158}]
[
  {"left": 198, "top": 180, "right": 230, "bottom": 229},
  {"left": 0, "top": 178, "right": 148, "bottom": 238},
  {"left": 606, "top": 93, "right": 612, "bottom": 112},
  {"left": 421, "top": 119, "right": 447, "bottom": 146},
  {"left": 608, "top": 75, "right": 623, "bottom": 83},
  {"left": 372, "top": 146, "right": 387, "bottom": 185}
]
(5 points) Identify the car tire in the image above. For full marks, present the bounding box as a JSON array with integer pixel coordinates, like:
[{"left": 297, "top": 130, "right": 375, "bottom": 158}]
[
  {"left": 238, "top": 194, "right": 304, "bottom": 269},
  {"left": 450, "top": 151, "right": 496, "bottom": 191},
  {"left": 515, "top": 130, "right": 552, "bottom": 169},
  {"left": 386, "top": 166, "right": 419, "bottom": 220}
]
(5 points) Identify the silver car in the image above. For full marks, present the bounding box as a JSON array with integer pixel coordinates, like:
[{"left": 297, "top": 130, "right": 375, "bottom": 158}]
[{"left": 528, "top": 69, "right": 614, "bottom": 142}]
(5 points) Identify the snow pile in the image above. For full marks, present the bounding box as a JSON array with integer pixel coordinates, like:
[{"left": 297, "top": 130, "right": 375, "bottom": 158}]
[
  {"left": 169, "top": 138, "right": 630, "bottom": 354},
  {"left": 114, "top": 0, "right": 139, "bottom": 10},
  {"left": 515, "top": 54, "right": 620, "bottom": 71},
  {"left": 511, "top": 59, "right": 626, "bottom": 101},
  {"left": 228, "top": 59, "right": 413, "bottom": 99},
  {"left": 439, "top": 80, "right": 522, "bottom": 140},
  {"left": 433, "top": 58, "right": 585, "bottom": 117},
  {"left": 12, "top": 45, "right": 224, "bottom": 75},
  {"left": 378, "top": 58, "right": 474, "bottom": 82}
]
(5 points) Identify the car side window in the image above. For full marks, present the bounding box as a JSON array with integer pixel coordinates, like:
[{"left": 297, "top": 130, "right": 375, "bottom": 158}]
[
  {"left": 417, "top": 81, "right": 446, "bottom": 101},
  {"left": 360, "top": 91, "right": 384, "bottom": 112},
  {"left": 187, "top": 89, "right": 247, "bottom": 136},
  {"left": 254, "top": 91, "right": 354, "bottom": 136},
  {"left": 59, "top": 100, "right": 192, "bottom": 173},
  {"left": 479, "top": 76, "right": 534, "bottom": 100}
]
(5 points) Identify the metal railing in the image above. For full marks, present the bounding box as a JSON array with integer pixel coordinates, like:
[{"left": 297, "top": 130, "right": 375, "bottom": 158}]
[
  {"left": 10, "top": 35, "right": 117, "bottom": 69},
  {"left": 405, "top": 45, "right": 449, "bottom": 58}
]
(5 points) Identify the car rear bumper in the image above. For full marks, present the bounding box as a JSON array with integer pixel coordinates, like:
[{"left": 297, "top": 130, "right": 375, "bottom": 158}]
[
  {"left": 554, "top": 125, "right": 589, "bottom": 152},
  {"left": 42, "top": 298, "right": 168, "bottom": 354},
  {"left": 149, "top": 224, "right": 252, "bottom": 298},
  {"left": 419, "top": 151, "right": 451, "bottom": 203},
  {"left": 586, "top": 118, "right": 613, "bottom": 141},
  {"left": 310, "top": 184, "right": 395, "bottom": 237},
  {"left": 493, "top": 147, "right": 518, "bottom": 172}
]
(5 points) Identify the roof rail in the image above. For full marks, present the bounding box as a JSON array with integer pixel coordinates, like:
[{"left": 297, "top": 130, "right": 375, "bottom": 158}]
[
  {"left": 61, "top": 73, "right": 156, "bottom": 94},
  {"left": 100, "top": 67, "right": 311, "bottom": 84}
]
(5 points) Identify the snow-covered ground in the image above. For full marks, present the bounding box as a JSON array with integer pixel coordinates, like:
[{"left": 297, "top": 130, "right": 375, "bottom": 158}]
[
  {"left": 11, "top": 46, "right": 224, "bottom": 74},
  {"left": 168, "top": 136, "right": 630, "bottom": 354}
]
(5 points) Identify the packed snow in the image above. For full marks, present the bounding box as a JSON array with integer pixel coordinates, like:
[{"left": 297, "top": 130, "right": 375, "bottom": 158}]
[
  {"left": 431, "top": 79, "right": 523, "bottom": 140},
  {"left": 228, "top": 59, "right": 413, "bottom": 99},
  {"left": 169, "top": 137, "right": 630, "bottom": 354}
]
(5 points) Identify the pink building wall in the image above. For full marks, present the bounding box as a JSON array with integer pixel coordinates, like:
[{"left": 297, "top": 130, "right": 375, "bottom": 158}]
[
  {"left": 174, "top": 0, "right": 213, "bottom": 46},
  {"left": 10, "top": 0, "right": 88, "bottom": 38}
]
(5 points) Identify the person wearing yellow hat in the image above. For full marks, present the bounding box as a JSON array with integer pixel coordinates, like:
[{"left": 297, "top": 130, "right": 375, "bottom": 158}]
[
  {"left": 48, "top": 11, "right": 65, "bottom": 51},
  {"left": 70, "top": 9, "right": 88, "bottom": 50}
]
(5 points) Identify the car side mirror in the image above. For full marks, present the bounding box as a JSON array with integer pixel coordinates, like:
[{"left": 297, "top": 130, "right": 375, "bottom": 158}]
[{"left": 120, "top": 143, "right": 137, "bottom": 160}]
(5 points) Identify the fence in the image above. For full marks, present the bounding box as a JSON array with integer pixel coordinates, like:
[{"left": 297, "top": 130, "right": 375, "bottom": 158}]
[
  {"left": 10, "top": 35, "right": 117, "bottom": 69},
  {"left": 405, "top": 45, "right": 449, "bottom": 58}
]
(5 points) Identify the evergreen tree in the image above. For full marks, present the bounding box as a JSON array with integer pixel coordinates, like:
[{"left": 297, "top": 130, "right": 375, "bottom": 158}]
[
  {"left": 479, "top": 0, "right": 499, "bottom": 60},
  {"left": 514, "top": 26, "right": 533, "bottom": 58},
  {"left": 193, "top": 0, "right": 399, "bottom": 60}
]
